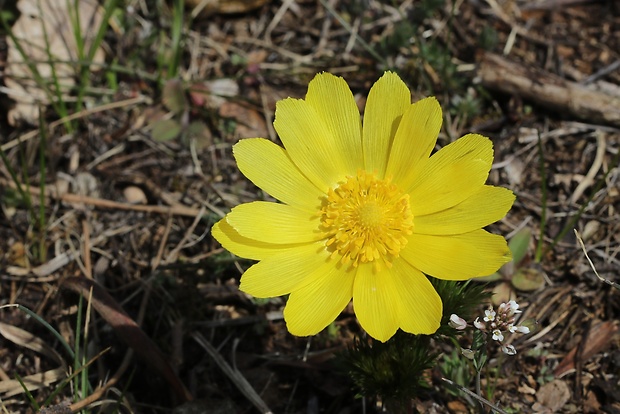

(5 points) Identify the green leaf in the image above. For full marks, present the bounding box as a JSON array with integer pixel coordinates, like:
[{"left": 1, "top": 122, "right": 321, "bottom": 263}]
[
  {"left": 511, "top": 267, "right": 545, "bottom": 292},
  {"left": 186, "top": 121, "right": 212, "bottom": 149},
  {"left": 473, "top": 272, "right": 503, "bottom": 282},
  {"left": 509, "top": 227, "right": 532, "bottom": 265},
  {"left": 151, "top": 119, "right": 182, "bottom": 142},
  {"left": 162, "top": 79, "right": 187, "bottom": 114}
]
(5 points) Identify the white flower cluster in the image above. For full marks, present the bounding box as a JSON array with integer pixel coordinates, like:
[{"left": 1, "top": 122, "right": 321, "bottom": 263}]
[{"left": 449, "top": 300, "right": 530, "bottom": 356}]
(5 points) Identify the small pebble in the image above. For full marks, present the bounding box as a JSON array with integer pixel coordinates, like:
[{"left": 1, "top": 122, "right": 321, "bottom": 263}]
[{"left": 123, "top": 186, "right": 147, "bottom": 204}]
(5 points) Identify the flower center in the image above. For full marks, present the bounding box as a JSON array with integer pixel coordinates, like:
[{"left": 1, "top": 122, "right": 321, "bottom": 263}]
[{"left": 320, "top": 170, "right": 414, "bottom": 269}]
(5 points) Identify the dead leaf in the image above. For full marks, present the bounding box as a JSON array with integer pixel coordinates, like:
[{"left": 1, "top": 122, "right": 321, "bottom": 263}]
[
  {"left": 584, "top": 389, "right": 602, "bottom": 413},
  {"left": 189, "top": 79, "right": 239, "bottom": 110},
  {"left": 554, "top": 320, "right": 619, "bottom": 377},
  {"left": 7, "top": 241, "right": 29, "bottom": 268},
  {"left": 533, "top": 379, "right": 571, "bottom": 413},
  {"left": 504, "top": 156, "right": 525, "bottom": 186},
  {"left": 219, "top": 102, "right": 268, "bottom": 139},
  {"left": 5, "top": 0, "right": 105, "bottom": 125},
  {"left": 492, "top": 281, "right": 516, "bottom": 306},
  {"left": 247, "top": 49, "right": 268, "bottom": 66},
  {"left": 447, "top": 400, "right": 468, "bottom": 413},
  {"left": 72, "top": 172, "right": 101, "bottom": 198}
]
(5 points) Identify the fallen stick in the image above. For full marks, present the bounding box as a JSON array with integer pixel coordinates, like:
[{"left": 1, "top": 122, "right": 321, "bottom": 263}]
[{"left": 477, "top": 52, "right": 620, "bottom": 127}]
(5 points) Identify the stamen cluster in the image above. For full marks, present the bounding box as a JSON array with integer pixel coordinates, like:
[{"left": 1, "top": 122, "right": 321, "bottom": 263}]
[
  {"left": 320, "top": 170, "right": 414, "bottom": 270},
  {"left": 449, "top": 300, "right": 530, "bottom": 355}
]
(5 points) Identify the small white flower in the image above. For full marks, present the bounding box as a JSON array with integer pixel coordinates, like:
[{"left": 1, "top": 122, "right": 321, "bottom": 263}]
[
  {"left": 449, "top": 314, "right": 468, "bottom": 330},
  {"left": 514, "top": 325, "right": 530, "bottom": 334},
  {"left": 507, "top": 300, "right": 522, "bottom": 314},
  {"left": 484, "top": 308, "right": 496, "bottom": 322},
  {"left": 508, "top": 324, "right": 517, "bottom": 333},
  {"left": 492, "top": 329, "right": 504, "bottom": 342},
  {"left": 474, "top": 317, "right": 485, "bottom": 330},
  {"left": 497, "top": 302, "right": 508, "bottom": 314},
  {"left": 501, "top": 344, "right": 517, "bottom": 355}
]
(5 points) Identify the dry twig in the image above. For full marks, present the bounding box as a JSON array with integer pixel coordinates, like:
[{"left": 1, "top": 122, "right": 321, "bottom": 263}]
[{"left": 477, "top": 52, "right": 620, "bottom": 127}]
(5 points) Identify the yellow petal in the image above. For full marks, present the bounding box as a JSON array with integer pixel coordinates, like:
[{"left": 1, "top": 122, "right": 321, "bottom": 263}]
[
  {"left": 211, "top": 218, "right": 287, "bottom": 260},
  {"left": 408, "top": 134, "right": 493, "bottom": 216},
  {"left": 414, "top": 186, "right": 515, "bottom": 235},
  {"left": 352, "top": 263, "right": 399, "bottom": 342},
  {"left": 402, "top": 229, "right": 512, "bottom": 280},
  {"left": 227, "top": 201, "right": 322, "bottom": 244},
  {"left": 386, "top": 97, "right": 442, "bottom": 188},
  {"left": 239, "top": 241, "right": 330, "bottom": 297},
  {"left": 391, "top": 259, "right": 442, "bottom": 334},
  {"left": 274, "top": 98, "right": 349, "bottom": 191},
  {"left": 233, "top": 138, "right": 324, "bottom": 212},
  {"left": 305, "top": 73, "right": 363, "bottom": 173},
  {"left": 362, "top": 72, "right": 411, "bottom": 178},
  {"left": 284, "top": 261, "right": 355, "bottom": 336}
]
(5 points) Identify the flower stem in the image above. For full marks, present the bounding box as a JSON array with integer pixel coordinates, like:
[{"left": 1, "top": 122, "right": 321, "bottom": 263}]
[{"left": 476, "top": 368, "right": 484, "bottom": 413}]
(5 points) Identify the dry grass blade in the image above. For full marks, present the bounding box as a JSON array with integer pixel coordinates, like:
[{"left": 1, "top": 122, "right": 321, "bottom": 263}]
[
  {"left": 0, "top": 368, "right": 66, "bottom": 398},
  {"left": 570, "top": 132, "right": 606, "bottom": 203},
  {"left": 0, "top": 95, "right": 149, "bottom": 152},
  {"left": 0, "top": 322, "right": 68, "bottom": 398},
  {"left": 0, "top": 322, "right": 65, "bottom": 368},
  {"left": 61, "top": 277, "right": 193, "bottom": 402},
  {"left": 441, "top": 378, "right": 509, "bottom": 414},
  {"left": 191, "top": 332, "right": 273, "bottom": 414},
  {"left": 5, "top": 225, "right": 136, "bottom": 279},
  {"left": 574, "top": 229, "right": 620, "bottom": 290}
]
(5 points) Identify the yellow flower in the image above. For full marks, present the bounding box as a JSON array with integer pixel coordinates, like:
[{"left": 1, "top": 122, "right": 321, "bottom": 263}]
[{"left": 212, "top": 72, "right": 514, "bottom": 342}]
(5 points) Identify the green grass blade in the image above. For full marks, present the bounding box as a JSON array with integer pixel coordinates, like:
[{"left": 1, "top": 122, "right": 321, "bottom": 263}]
[
  {"left": 0, "top": 146, "right": 32, "bottom": 213},
  {"left": 76, "top": 0, "right": 120, "bottom": 112},
  {"left": 13, "top": 373, "right": 40, "bottom": 411},
  {"left": 168, "top": 0, "right": 185, "bottom": 78},
  {"left": 36, "top": 0, "right": 70, "bottom": 123},
  {"left": 37, "top": 108, "right": 48, "bottom": 262}
]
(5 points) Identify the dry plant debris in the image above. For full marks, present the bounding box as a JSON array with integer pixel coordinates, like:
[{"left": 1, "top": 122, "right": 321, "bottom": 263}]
[
  {"left": 4, "top": 0, "right": 104, "bottom": 125},
  {"left": 0, "top": 0, "right": 619, "bottom": 413}
]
